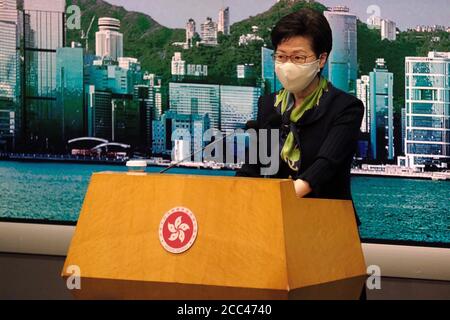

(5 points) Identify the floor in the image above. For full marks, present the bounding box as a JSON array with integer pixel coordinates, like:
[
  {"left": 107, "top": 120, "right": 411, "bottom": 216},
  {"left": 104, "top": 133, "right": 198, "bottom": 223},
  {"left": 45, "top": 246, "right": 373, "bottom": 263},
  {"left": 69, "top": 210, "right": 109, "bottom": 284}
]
[{"left": 1, "top": 252, "right": 449, "bottom": 300}]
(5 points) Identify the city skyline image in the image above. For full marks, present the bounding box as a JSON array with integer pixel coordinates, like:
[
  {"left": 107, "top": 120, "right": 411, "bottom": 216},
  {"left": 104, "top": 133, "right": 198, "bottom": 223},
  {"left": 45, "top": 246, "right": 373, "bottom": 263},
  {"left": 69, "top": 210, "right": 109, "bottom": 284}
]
[
  {"left": 2, "top": 0, "right": 447, "bottom": 168},
  {"left": 0, "top": 0, "right": 449, "bottom": 247},
  {"left": 105, "top": 0, "right": 450, "bottom": 31}
]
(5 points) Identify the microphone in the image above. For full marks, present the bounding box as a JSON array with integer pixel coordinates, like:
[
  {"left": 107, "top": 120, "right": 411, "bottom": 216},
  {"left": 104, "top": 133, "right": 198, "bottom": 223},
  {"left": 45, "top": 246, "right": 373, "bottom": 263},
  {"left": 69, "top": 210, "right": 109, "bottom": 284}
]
[{"left": 159, "top": 130, "right": 236, "bottom": 174}]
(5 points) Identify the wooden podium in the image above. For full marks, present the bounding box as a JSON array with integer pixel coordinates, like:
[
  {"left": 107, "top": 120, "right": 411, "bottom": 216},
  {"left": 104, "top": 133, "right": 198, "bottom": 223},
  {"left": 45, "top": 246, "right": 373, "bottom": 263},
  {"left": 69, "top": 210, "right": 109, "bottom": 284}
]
[{"left": 62, "top": 172, "right": 366, "bottom": 299}]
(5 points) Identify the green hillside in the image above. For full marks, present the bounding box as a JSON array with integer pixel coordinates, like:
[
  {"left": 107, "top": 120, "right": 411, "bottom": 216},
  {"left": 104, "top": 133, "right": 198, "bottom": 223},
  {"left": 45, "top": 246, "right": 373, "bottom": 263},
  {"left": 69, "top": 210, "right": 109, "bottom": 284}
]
[
  {"left": 66, "top": 0, "right": 185, "bottom": 78},
  {"left": 66, "top": 0, "right": 450, "bottom": 111},
  {"left": 66, "top": 0, "right": 327, "bottom": 83}
]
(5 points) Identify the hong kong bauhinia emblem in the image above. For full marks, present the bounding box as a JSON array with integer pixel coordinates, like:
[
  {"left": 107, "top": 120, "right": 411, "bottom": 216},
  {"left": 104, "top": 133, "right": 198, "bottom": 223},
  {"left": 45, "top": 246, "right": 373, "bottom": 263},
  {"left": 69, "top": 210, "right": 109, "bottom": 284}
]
[{"left": 159, "top": 207, "right": 198, "bottom": 254}]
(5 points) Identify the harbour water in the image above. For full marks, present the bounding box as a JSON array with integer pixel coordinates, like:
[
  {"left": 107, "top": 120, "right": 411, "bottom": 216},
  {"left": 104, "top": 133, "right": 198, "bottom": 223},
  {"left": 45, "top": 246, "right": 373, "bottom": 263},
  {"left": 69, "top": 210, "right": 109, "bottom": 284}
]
[{"left": 0, "top": 161, "right": 449, "bottom": 245}]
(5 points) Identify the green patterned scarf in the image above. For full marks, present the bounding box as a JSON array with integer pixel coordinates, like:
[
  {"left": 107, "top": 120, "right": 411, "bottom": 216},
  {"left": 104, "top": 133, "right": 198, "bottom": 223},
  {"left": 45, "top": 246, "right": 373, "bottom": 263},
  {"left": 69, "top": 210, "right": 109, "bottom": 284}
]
[{"left": 275, "top": 77, "right": 328, "bottom": 171}]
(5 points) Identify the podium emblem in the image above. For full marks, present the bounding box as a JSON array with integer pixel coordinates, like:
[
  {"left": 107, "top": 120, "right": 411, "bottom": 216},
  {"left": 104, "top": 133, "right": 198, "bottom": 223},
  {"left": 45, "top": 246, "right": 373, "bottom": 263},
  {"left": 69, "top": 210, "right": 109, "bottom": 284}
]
[{"left": 159, "top": 206, "right": 198, "bottom": 254}]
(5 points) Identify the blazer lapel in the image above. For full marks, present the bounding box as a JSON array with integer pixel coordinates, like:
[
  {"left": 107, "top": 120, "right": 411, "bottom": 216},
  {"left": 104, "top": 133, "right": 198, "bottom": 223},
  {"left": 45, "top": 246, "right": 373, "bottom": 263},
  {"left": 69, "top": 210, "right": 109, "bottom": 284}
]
[{"left": 297, "top": 83, "right": 338, "bottom": 126}]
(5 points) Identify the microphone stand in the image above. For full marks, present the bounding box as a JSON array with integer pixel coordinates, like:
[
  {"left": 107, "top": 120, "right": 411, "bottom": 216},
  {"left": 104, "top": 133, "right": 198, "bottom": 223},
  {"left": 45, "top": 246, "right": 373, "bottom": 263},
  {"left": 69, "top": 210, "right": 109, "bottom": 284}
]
[{"left": 159, "top": 131, "right": 236, "bottom": 174}]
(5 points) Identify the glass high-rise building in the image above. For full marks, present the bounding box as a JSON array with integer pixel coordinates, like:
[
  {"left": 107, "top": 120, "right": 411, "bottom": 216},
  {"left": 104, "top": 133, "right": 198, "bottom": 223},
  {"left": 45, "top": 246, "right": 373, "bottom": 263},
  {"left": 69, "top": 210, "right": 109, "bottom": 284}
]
[
  {"left": 220, "top": 85, "right": 261, "bottom": 131},
  {"left": 84, "top": 59, "right": 112, "bottom": 92},
  {"left": 261, "top": 47, "right": 282, "bottom": 94},
  {"left": 152, "top": 84, "right": 164, "bottom": 121},
  {"left": 152, "top": 120, "right": 165, "bottom": 155},
  {"left": 95, "top": 17, "right": 123, "bottom": 61},
  {"left": 22, "top": 0, "right": 66, "bottom": 151},
  {"left": 169, "top": 82, "right": 221, "bottom": 129},
  {"left": 0, "top": 0, "right": 19, "bottom": 150},
  {"left": 144, "top": 73, "right": 165, "bottom": 121},
  {"left": 404, "top": 52, "right": 450, "bottom": 169},
  {"left": 86, "top": 86, "right": 113, "bottom": 141},
  {"left": 84, "top": 53, "right": 143, "bottom": 145},
  {"left": 134, "top": 85, "right": 153, "bottom": 152},
  {"left": 324, "top": 7, "right": 357, "bottom": 94},
  {"left": 84, "top": 57, "right": 142, "bottom": 96},
  {"left": 112, "top": 94, "right": 139, "bottom": 145},
  {"left": 169, "top": 81, "right": 262, "bottom": 131},
  {"left": 0, "top": 0, "right": 17, "bottom": 21},
  {"left": 152, "top": 111, "right": 210, "bottom": 158},
  {"left": 218, "top": 7, "right": 230, "bottom": 35},
  {"left": 56, "top": 47, "right": 84, "bottom": 142},
  {"left": 369, "top": 58, "right": 394, "bottom": 161},
  {"left": 0, "top": 0, "right": 19, "bottom": 100}
]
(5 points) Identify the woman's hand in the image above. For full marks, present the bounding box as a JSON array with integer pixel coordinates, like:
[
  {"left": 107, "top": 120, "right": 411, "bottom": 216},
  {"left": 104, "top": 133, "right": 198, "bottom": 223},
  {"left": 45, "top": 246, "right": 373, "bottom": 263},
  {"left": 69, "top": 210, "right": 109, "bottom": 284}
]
[{"left": 293, "top": 179, "right": 312, "bottom": 198}]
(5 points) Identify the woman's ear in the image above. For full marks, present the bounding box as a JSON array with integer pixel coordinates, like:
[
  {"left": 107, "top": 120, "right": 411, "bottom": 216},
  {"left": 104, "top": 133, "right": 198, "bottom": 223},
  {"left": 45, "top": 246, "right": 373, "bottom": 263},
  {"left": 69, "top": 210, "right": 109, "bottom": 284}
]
[{"left": 319, "top": 53, "right": 328, "bottom": 69}]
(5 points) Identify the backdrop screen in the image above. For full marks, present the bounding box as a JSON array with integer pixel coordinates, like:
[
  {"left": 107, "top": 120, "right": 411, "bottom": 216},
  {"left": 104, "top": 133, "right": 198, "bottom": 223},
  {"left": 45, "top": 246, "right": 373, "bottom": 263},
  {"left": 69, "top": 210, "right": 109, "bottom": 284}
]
[{"left": 0, "top": 0, "right": 449, "bottom": 247}]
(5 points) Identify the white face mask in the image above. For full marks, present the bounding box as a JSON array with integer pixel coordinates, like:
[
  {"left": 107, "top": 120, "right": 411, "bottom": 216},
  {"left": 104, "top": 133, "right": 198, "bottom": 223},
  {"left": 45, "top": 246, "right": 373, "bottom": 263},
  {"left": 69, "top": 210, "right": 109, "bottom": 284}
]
[{"left": 275, "top": 59, "right": 321, "bottom": 93}]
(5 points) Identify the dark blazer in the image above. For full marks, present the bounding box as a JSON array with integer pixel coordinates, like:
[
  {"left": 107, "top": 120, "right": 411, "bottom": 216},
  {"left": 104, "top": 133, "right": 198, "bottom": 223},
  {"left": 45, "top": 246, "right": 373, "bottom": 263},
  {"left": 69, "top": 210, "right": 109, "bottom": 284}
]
[{"left": 236, "top": 82, "right": 364, "bottom": 225}]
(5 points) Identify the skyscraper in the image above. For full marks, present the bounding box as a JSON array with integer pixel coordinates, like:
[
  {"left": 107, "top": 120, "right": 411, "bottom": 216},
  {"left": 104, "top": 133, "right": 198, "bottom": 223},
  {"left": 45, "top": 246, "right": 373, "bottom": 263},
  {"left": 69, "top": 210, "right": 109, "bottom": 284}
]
[
  {"left": 369, "top": 58, "right": 394, "bottom": 161},
  {"left": 134, "top": 85, "right": 153, "bottom": 153},
  {"left": 220, "top": 85, "right": 261, "bottom": 131},
  {"left": 323, "top": 6, "right": 357, "bottom": 94},
  {"left": 84, "top": 57, "right": 142, "bottom": 96},
  {"left": 0, "top": 0, "right": 19, "bottom": 150},
  {"left": 356, "top": 75, "right": 370, "bottom": 133},
  {"left": 186, "top": 18, "right": 196, "bottom": 48},
  {"left": 366, "top": 14, "right": 396, "bottom": 41},
  {"left": 56, "top": 47, "right": 84, "bottom": 141},
  {"left": 218, "top": 7, "right": 230, "bottom": 35},
  {"left": 86, "top": 85, "right": 113, "bottom": 140},
  {"left": 152, "top": 111, "right": 210, "bottom": 158},
  {"left": 84, "top": 56, "right": 144, "bottom": 146},
  {"left": 381, "top": 19, "right": 397, "bottom": 41},
  {"left": 169, "top": 82, "right": 221, "bottom": 129},
  {"left": 22, "top": 0, "right": 66, "bottom": 151},
  {"left": 403, "top": 52, "right": 450, "bottom": 169},
  {"left": 117, "top": 57, "right": 143, "bottom": 91},
  {"left": 261, "top": 47, "right": 282, "bottom": 94},
  {"left": 112, "top": 94, "right": 139, "bottom": 145},
  {"left": 200, "top": 17, "right": 218, "bottom": 46},
  {"left": 144, "top": 73, "right": 165, "bottom": 121},
  {"left": 95, "top": 17, "right": 123, "bottom": 61}
]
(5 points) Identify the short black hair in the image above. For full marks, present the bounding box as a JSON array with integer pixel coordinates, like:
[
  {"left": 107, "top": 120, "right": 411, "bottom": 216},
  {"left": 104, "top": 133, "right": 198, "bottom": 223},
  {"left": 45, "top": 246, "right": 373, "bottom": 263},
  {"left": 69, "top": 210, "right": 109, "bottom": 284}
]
[{"left": 271, "top": 8, "right": 332, "bottom": 58}]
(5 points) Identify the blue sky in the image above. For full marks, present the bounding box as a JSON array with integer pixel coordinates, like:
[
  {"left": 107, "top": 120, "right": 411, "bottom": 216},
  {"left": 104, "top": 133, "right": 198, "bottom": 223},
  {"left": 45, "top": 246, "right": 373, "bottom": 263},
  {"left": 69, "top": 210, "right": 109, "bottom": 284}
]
[{"left": 105, "top": 0, "right": 450, "bottom": 31}]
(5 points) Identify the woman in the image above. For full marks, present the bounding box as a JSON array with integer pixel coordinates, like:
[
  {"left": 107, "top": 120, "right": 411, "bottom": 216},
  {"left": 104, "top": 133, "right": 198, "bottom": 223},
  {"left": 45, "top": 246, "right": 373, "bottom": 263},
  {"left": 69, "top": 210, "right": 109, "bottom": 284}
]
[{"left": 236, "top": 8, "right": 364, "bottom": 225}]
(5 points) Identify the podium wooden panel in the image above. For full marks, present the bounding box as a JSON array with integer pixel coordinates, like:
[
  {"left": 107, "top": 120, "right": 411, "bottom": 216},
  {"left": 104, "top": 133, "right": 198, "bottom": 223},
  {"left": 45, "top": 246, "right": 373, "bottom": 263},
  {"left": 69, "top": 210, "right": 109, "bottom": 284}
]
[{"left": 62, "top": 172, "right": 366, "bottom": 299}]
